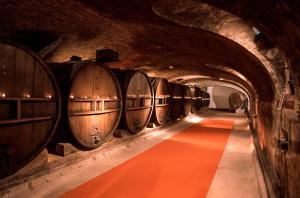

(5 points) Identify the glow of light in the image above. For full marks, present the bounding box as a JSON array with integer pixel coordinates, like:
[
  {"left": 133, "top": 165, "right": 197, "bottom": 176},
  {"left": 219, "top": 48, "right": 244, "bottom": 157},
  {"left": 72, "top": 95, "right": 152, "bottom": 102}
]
[
  {"left": 97, "top": 96, "right": 100, "bottom": 99},
  {"left": 84, "top": 96, "right": 88, "bottom": 99},
  {"left": 186, "top": 116, "right": 203, "bottom": 123},
  {"left": 1, "top": 93, "right": 6, "bottom": 98},
  {"left": 70, "top": 95, "right": 74, "bottom": 99},
  {"left": 46, "top": 95, "right": 52, "bottom": 99},
  {"left": 24, "top": 93, "right": 30, "bottom": 98}
]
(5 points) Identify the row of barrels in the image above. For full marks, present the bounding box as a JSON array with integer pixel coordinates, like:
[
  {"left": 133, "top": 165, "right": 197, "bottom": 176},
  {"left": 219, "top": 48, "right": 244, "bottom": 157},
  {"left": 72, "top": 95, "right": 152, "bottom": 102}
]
[{"left": 0, "top": 41, "right": 210, "bottom": 178}]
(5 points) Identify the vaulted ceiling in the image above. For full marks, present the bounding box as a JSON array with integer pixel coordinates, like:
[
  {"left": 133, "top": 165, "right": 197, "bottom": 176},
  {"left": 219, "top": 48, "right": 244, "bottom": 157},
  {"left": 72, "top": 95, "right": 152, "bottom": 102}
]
[{"left": 1, "top": 0, "right": 299, "bottom": 102}]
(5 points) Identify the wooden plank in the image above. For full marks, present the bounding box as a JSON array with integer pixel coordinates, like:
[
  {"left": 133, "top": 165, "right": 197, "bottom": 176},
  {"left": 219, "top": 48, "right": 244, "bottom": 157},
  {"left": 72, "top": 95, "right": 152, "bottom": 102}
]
[
  {"left": 155, "top": 104, "right": 170, "bottom": 107},
  {"left": 17, "top": 100, "right": 21, "bottom": 119},
  {"left": 0, "top": 97, "right": 54, "bottom": 102},
  {"left": 0, "top": 116, "right": 54, "bottom": 125},
  {"left": 126, "top": 106, "right": 153, "bottom": 111},
  {"left": 69, "top": 109, "right": 120, "bottom": 116},
  {"left": 69, "top": 98, "right": 119, "bottom": 102}
]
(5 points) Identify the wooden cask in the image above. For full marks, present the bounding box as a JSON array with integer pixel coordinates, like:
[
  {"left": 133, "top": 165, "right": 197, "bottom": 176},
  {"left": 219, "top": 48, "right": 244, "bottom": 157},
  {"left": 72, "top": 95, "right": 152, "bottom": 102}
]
[
  {"left": 191, "top": 87, "right": 202, "bottom": 114},
  {"left": 0, "top": 41, "right": 61, "bottom": 178},
  {"left": 198, "top": 90, "right": 204, "bottom": 110},
  {"left": 229, "top": 92, "right": 242, "bottom": 110},
  {"left": 50, "top": 61, "right": 122, "bottom": 149},
  {"left": 150, "top": 77, "right": 171, "bottom": 125},
  {"left": 203, "top": 92, "right": 210, "bottom": 107},
  {"left": 113, "top": 69, "right": 154, "bottom": 134},
  {"left": 183, "top": 86, "right": 192, "bottom": 116},
  {"left": 170, "top": 83, "right": 185, "bottom": 120}
]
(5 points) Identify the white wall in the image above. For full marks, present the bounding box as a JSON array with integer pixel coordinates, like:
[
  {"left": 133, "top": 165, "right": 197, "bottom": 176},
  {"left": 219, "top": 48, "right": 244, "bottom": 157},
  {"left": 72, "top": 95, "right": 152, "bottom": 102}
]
[{"left": 207, "top": 86, "right": 244, "bottom": 109}]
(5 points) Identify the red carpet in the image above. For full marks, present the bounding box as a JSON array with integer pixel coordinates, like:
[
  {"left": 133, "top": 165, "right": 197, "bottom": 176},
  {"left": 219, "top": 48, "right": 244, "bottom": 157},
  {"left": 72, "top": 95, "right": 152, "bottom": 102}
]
[{"left": 61, "top": 119, "right": 233, "bottom": 198}]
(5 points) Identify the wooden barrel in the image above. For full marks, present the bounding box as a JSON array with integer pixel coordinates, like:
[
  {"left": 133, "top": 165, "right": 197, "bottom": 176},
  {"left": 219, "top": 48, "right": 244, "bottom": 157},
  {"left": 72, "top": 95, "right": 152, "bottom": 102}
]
[
  {"left": 150, "top": 78, "right": 171, "bottom": 125},
  {"left": 170, "top": 83, "right": 185, "bottom": 119},
  {"left": 229, "top": 92, "right": 242, "bottom": 109},
  {"left": 191, "top": 87, "right": 201, "bottom": 114},
  {"left": 183, "top": 86, "right": 192, "bottom": 116},
  {"left": 0, "top": 41, "right": 61, "bottom": 178},
  {"left": 199, "top": 90, "right": 204, "bottom": 110},
  {"left": 50, "top": 61, "right": 122, "bottom": 149},
  {"left": 203, "top": 92, "right": 210, "bottom": 107},
  {"left": 113, "top": 69, "right": 154, "bottom": 134}
]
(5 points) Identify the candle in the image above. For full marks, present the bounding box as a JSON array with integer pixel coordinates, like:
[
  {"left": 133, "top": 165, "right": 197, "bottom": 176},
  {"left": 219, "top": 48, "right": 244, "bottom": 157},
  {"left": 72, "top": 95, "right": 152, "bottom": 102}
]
[
  {"left": 70, "top": 95, "right": 74, "bottom": 99},
  {"left": 24, "top": 93, "right": 30, "bottom": 98},
  {"left": 47, "top": 95, "right": 52, "bottom": 99},
  {"left": 1, "top": 93, "right": 6, "bottom": 98}
]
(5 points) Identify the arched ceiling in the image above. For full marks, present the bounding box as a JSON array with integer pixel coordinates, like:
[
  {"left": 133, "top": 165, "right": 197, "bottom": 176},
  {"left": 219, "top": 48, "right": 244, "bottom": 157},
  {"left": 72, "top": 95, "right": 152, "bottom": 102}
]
[
  {"left": 199, "top": 0, "right": 300, "bottom": 89},
  {"left": 0, "top": 0, "right": 280, "bottom": 101},
  {"left": 153, "top": 0, "right": 284, "bottom": 97}
]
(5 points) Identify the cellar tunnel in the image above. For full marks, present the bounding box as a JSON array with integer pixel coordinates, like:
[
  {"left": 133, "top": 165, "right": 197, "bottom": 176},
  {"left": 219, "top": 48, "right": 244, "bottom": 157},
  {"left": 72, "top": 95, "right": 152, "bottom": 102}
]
[{"left": 0, "top": 0, "right": 299, "bottom": 198}]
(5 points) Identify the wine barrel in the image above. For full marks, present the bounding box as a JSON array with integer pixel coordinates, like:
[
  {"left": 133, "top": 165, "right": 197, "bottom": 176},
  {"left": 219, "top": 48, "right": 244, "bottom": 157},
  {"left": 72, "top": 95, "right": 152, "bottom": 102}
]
[
  {"left": 50, "top": 61, "right": 122, "bottom": 149},
  {"left": 229, "top": 92, "right": 242, "bottom": 110},
  {"left": 113, "top": 69, "right": 154, "bottom": 134},
  {"left": 150, "top": 78, "right": 171, "bottom": 125},
  {"left": 191, "top": 87, "right": 201, "bottom": 114},
  {"left": 183, "top": 86, "right": 192, "bottom": 116},
  {"left": 203, "top": 92, "right": 210, "bottom": 107},
  {"left": 170, "top": 83, "right": 185, "bottom": 119},
  {"left": 0, "top": 41, "right": 61, "bottom": 178}
]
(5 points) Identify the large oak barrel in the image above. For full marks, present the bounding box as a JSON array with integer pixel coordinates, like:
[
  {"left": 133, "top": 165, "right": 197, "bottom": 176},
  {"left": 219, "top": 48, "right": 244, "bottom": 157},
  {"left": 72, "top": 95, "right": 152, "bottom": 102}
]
[
  {"left": 191, "top": 87, "right": 201, "bottom": 114},
  {"left": 0, "top": 41, "right": 61, "bottom": 178},
  {"left": 150, "top": 77, "right": 171, "bottom": 125},
  {"left": 229, "top": 92, "right": 242, "bottom": 110},
  {"left": 198, "top": 90, "right": 204, "bottom": 110},
  {"left": 113, "top": 69, "right": 154, "bottom": 134},
  {"left": 50, "top": 61, "right": 122, "bottom": 149},
  {"left": 183, "top": 86, "right": 192, "bottom": 116},
  {"left": 170, "top": 83, "right": 185, "bottom": 120},
  {"left": 203, "top": 91, "right": 210, "bottom": 108}
]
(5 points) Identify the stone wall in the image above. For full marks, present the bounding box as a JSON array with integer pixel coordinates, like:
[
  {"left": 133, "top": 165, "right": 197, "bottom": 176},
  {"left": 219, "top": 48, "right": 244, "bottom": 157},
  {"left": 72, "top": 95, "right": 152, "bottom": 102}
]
[{"left": 253, "top": 96, "right": 300, "bottom": 197}]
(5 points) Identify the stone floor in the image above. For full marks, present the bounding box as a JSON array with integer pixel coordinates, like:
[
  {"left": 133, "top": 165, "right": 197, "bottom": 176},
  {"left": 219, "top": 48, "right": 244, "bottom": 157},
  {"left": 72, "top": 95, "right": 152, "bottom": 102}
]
[
  {"left": 204, "top": 112, "right": 268, "bottom": 198},
  {"left": 1, "top": 111, "right": 267, "bottom": 198}
]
